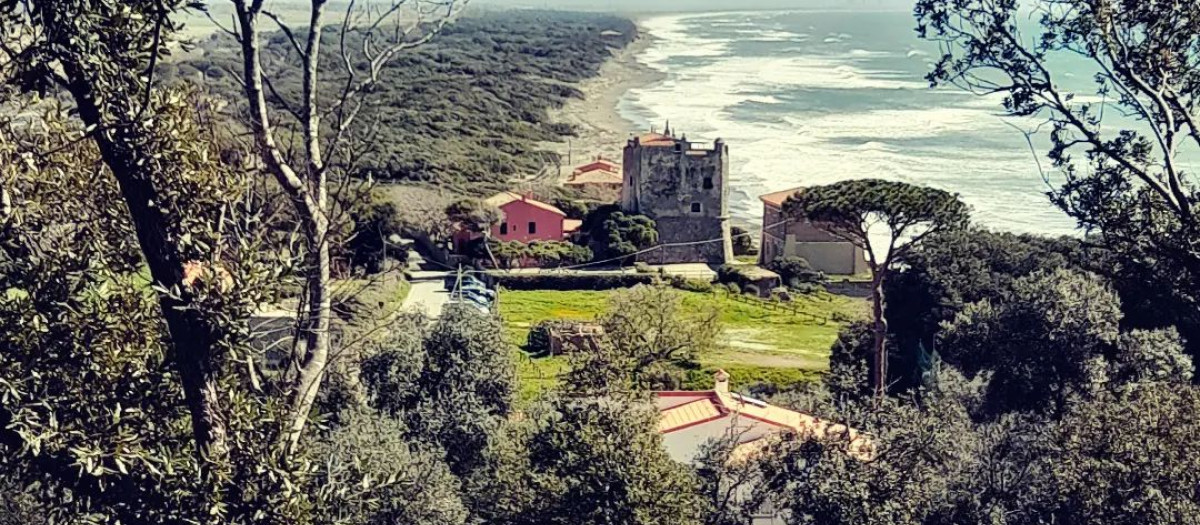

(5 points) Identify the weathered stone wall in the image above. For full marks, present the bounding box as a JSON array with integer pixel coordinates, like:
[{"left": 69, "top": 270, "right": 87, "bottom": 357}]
[{"left": 622, "top": 135, "right": 732, "bottom": 264}]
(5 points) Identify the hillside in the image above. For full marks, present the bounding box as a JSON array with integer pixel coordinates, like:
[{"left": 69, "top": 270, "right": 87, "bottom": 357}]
[{"left": 165, "top": 10, "right": 636, "bottom": 193}]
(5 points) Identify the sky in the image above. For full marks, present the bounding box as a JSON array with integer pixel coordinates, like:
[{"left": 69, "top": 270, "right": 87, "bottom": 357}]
[{"left": 473, "top": 0, "right": 915, "bottom": 14}]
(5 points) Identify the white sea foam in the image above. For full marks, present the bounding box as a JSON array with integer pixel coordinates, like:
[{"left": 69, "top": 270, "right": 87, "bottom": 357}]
[
  {"left": 849, "top": 49, "right": 891, "bottom": 58},
  {"left": 627, "top": 12, "right": 1082, "bottom": 236}
]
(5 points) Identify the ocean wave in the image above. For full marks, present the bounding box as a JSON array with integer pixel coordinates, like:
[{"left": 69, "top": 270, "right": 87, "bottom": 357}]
[
  {"left": 849, "top": 49, "right": 891, "bottom": 58},
  {"left": 852, "top": 141, "right": 901, "bottom": 153},
  {"left": 626, "top": 11, "right": 1080, "bottom": 236}
]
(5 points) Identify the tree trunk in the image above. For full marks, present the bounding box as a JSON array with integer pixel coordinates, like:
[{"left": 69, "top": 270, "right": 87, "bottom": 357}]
[
  {"left": 286, "top": 213, "right": 332, "bottom": 450},
  {"left": 871, "top": 271, "right": 888, "bottom": 399},
  {"left": 234, "top": 1, "right": 332, "bottom": 451},
  {"left": 66, "top": 82, "right": 229, "bottom": 471}
]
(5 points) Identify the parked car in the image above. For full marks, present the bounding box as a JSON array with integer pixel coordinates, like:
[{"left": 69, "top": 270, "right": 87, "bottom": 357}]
[
  {"left": 458, "top": 282, "right": 496, "bottom": 301},
  {"left": 444, "top": 273, "right": 487, "bottom": 292}
]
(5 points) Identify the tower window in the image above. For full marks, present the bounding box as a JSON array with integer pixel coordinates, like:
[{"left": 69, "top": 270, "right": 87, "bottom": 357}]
[
  {"left": 703, "top": 177, "right": 714, "bottom": 189},
  {"left": 691, "top": 202, "right": 702, "bottom": 213},
  {"left": 500, "top": 222, "right": 508, "bottom": 235},
  {"left": 528, "top": 221, "right": 537, "bottom": 234}
]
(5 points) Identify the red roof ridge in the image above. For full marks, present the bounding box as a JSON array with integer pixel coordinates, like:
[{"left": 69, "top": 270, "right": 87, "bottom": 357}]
[
  {"left": 486, "top": 191, "right": 567, "bottom": 216},
  {"left": 760, "top": 187, "right": 805, "bottom": 208}
]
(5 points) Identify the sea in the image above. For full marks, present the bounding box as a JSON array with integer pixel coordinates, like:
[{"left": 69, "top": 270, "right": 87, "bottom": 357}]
[{"left": 618, "top": 10, "right": 1083, "bottom": 236}]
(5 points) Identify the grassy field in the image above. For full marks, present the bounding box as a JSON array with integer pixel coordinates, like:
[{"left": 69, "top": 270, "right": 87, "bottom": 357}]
[{"left": 499, "top": 287, "right": 867, "bottom": 398}]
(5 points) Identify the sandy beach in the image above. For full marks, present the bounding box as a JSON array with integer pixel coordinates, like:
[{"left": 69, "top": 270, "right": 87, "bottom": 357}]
[{"left": 541, "top": 31, "right": 664, "bottom": 180}]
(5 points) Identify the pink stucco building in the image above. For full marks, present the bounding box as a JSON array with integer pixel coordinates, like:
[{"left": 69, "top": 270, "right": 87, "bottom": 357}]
[{"left": 484, "top": 191, "right": 580, "bottom": 243}]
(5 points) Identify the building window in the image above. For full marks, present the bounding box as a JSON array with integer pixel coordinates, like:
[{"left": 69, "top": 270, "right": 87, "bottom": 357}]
[
  {"left": 528, "top": 221, "right": 537, "bottom": 234},
  {"left": 691, "top": 202, "right": 702, "bottom": 213},
  {"left": 703, "top": 176, "right": 714, "bottom": 189},
  {"left": 499, "top": 222, "right": 508, "bottom": 235}
]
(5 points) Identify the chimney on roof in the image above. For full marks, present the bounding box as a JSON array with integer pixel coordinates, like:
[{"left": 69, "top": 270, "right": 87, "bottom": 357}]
[{"left": 714, "top": 369, "right": 730, "bottom": 394}]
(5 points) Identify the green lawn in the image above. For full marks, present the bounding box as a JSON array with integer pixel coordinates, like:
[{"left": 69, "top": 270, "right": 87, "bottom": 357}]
[{"left": 499, "top": 287, "right": 867, "bottom": 398}]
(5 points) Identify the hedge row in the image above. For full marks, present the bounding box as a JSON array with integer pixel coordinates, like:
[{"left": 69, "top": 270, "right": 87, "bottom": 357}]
[
  {"left": 490, "top": 272, "right": 656, "bottom": 291},
  {"left": 680, "top": 366, "right": 822, "bottom": 393}
]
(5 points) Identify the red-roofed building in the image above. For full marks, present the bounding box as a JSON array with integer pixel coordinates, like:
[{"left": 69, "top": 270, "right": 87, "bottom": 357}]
[
  {"left": 571, "top": 157, "right": 620, "bottom": 176},
  {"left": 759, "top": 187, "right": 867, "bottom": 275},
  {"left": 483, "top": 191, "right": 574, "bottom": 243},
  {"left": 566, "top": 157, "right": 623, "bottom": 198},
  {"left": 451, "top": 192, "right": 586, "bottom": 267},
  {"left": 655, "top": 371, "right": 870, "bottom": 524},
  {"left": 656, "top": 370, "right": 870, "bottom": 464}
]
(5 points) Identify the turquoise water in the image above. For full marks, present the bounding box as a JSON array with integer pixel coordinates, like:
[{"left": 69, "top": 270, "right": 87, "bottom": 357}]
[{"left": 619, "top": 10, "right": 1086, "bottom": 235}]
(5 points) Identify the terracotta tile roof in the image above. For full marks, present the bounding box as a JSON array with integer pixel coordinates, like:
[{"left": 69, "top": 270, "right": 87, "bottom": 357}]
[
  {"left": 573, "top": 159, "right": 620, "bottom": 175},
  {"left": 655, "top": 371, "right": 873, "bottom": 460},
  {"left": 659, "top": 396, "right": 725, "bottom": 433},
  {"left": 760, "top": 187, "right": 804, "bottom": 208},
  {"left": 485, "top": 191, "right": 566, "bottom": 216},
  {"left": 563, "top": 219, "right": 583, "bottom": 234},
  {"left": 636, "top": 132, "right": 677, "bottom": 147},
  {"left": 566, "top": 169, "right": 622, "bottom": 185}
]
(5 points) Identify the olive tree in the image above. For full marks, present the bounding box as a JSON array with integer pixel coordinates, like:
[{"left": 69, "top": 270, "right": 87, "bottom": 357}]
[
  {"left": 563, "top": 284, "right": 720, "bottom": 392},
  {"left": 786, "top": 180, "right": 968, "bottom": 398},
  {"left": 940, "top": 268, "right": 1193, "bottom": 415},
  {"left": 915, "top": 0, "right": 1200, "bottom": 362},
  {"left": 476, "top": 395, "right": 704, "bottom": 525},
  {"left": 0, "top": 0, "right": 464, "bottom": 520}
]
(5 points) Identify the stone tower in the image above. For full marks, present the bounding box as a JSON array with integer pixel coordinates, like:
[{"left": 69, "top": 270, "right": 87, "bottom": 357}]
[{"left": 621, "top": 129, "right": 733, "bottom": 264}]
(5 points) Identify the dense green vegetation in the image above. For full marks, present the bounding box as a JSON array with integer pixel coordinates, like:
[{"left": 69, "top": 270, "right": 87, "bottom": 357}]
[{"left": 169, "top": 11, "right": 636, "bottom": 192}]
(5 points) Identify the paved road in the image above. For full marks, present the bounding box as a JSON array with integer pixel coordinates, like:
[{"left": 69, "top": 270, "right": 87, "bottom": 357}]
[{"left": 402, "top": 278, "right": 451, "bottom": 319}]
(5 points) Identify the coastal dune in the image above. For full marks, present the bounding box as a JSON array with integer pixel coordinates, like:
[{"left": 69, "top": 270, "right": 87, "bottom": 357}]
[{"left": 542, "top": 32, "right": 664, "bottom": 180}]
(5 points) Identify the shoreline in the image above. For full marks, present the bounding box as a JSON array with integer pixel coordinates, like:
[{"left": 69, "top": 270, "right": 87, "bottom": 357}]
[
  {"left": 543, "top": 28, "right": 761, "bottom": 234},
  {"left": 541, "top": 29, "right": 665, "bottom": 178}
]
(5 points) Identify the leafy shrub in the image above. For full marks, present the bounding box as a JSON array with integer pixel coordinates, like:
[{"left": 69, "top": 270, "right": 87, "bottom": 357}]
[
  {"left": 492, "top": 273, "right": 655, "bottom": 290},
  {"left": 347, "top": 192, "right": 408, "bottom": 274},
  {"left": 446, "top": 199, "right": 503, "bottom": 233},
  {"left": 670, "top": 276, "right": 714, "bottom": 294},
  {"left": 476, "top": 240, "right": 592, "bottom": 268},
  {"left": 768, "top": 256, "right": 825, "bottom": 288},
  {"left": 580, "top": 204, "right": 658, "bottom": 263},
  {"left": 716, "top": 265, "right": 746, "bottom": 285},
  {"left": 718, "top": 264, "right": 765, "bottom": 293},
  {"left": 553, "top": 198, "right": 592, "bottom": 220},
  {"left": 680, "top": 366, "right": 820, "bottom": 392},
  {"left": 731, "top": 226, "right": 758, "bottom": 256},
  {"left": 527, "top": 241, "right": 593, "bottom": 267}
]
